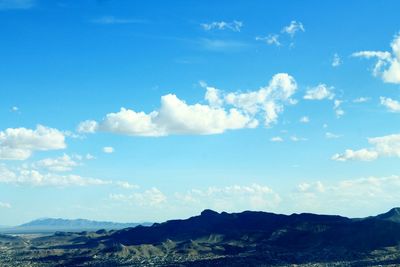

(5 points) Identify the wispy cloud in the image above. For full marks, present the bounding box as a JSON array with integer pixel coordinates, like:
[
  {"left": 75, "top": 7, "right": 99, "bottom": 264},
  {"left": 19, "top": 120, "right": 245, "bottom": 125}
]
[
  {"left": 0, "top": 201, "right": 11, "bottom": 209},
  {"left": 281, "top": 20, "right": 305, "bottom": 37},
  {"left": 91, "top": 16, "right": 146, "bottom": 25},
  {"left": 199, "top": 38, "right": 249, "bottom": 52},
  {"left": 201, "top": 20, "right": 243, "bottom": 32},
  {"left": 255, "top": 34, "right": 281, "bottom": 46},
  {"left": 353, "top": 97, "right": 370, "bottom": 103},
  {"left": 256, "top": 20, "right": 305, "bottom": 47},
  {"left": 332, "top": 53, "right": 342, "bottom": 67}
]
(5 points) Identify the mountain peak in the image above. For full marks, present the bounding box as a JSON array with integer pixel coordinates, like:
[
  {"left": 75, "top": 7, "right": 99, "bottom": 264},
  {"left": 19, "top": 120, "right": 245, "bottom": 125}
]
[
  {"left": 375, "top": 207, "right": 400, "bottom": 222},
  {"left": 200, "top": 209, "right": 219, "bottom": 217}
]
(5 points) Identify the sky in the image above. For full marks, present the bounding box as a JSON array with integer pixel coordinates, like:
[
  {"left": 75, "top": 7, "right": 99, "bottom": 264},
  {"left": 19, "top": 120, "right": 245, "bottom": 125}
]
[{"left": 1, "top": 0, "right": 400, "bottom": 225}]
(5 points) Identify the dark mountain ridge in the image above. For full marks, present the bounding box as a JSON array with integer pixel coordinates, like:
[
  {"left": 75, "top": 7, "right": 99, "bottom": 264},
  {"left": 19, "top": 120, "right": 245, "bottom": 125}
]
[{"left": 3, "top": 208, "right": 400, "bottom": 266}]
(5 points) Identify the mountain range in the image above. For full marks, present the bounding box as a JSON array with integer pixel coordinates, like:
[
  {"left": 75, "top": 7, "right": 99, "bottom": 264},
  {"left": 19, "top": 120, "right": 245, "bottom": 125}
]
[
  {"left": 0, "top": 218, "right": 152, "bottom": 234},
  {"left": 2, "top": 208, "right": 400, "bottom": 266}
]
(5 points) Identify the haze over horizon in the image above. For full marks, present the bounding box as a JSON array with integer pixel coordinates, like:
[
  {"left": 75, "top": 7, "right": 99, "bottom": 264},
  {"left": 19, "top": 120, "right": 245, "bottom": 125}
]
[{"left": 1, "top": 0, "right": 400, "bottom": 225}]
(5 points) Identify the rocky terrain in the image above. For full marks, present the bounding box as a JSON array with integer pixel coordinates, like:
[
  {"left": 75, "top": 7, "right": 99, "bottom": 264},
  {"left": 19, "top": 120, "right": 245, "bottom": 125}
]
[{"left": 2, "top": 209, "right": 400, "bottom": 266}]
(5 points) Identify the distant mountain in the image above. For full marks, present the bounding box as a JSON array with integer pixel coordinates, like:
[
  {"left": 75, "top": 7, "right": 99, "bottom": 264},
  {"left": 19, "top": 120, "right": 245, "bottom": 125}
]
[{"left": 0, "top": 218, "right": 152, "bottom": 234}]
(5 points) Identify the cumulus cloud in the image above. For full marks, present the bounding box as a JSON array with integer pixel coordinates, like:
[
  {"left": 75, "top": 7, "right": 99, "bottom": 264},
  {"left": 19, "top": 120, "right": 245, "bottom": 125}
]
[
  {"left": 78, "top": 73, "right": 297, "bottom": 136},
  {"left": 352, "top": 33, "right": 400, "bottom": 84},
  {"left": 380, "top": 97, "right": 400, "bottom": 112},
  {"left": 332, "top": 149, "right": 378, "bottom": 162},
  {"left": 201, "top": 21, "right": 243, "bottom": 32},
  {"left": 35, "top": 154, "right": 80, "bottom": 172},
  {"left": 0, "top": 125, "right": 66, "bottom": 160},
  {"left": 281, "top": 20, "right": 305, "bottom": 37},
  {"left": 174, "top": 184, "right": 281, "bottom": 212},
  {"left": 332, "top": 134, "right": 400, "bottom": 161},
  {"left": 0, "top": 165, "right": 110, "bottom": 187},
  {"left": 224, "top": 73, "right": 297, "bottom": 126},
  {"left": 292, "top": 175, "right": 400, "bottom": 216},
  {"left": 304, "top": 84, "right": 335, "bottom": 100}
]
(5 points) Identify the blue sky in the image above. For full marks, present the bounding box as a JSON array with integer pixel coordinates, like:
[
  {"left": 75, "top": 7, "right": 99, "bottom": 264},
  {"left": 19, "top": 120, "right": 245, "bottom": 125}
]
[{"left": 1, "top": 0, "right": 400, "bottom": 225}]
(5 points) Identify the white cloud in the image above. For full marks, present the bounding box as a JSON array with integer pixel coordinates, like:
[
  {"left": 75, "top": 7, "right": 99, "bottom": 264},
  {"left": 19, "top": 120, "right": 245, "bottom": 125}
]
[
  {"left": 174, "top": 184, "right": 281, "bottom": 212},
  {"left": 380, "top": 97, "right": 400, "bottom": 112},
  {"left": 292, "top": 175, "right": 400, "bottom": 216},
  {"left": 116, "top": 181, "right": 139, "bottom": 189},
  {"left": 281, "top": 20, "right": 305, "bottom": 37},
  {"left": 79, "top": 73, "right": 297, "bottom": 136},
  {"left": 35, "top": 154, "right": 79, "bottom": 172},
  {"left": 224, "top": 73, "right": 297, "bottom": 126},
  {"left": 0, "top": 165, "right": 110, "bottom": 187},
  {"left": 332, "top": 149, "right": 378, "bottom": 162},
  {"left": 255, "top": 34, "right": 281, "bottom": 46},
  {"left": 0, "top": 125, "right": 66, "bottom": 160},
  {"left": 332, "top": 53, "right": 342, "bottom": 67},
  {"left": 325, "top": 132, "right": 342, "bottom": 139},
  {"left": 270, "top": 136, "right": 283, "bottom": 142},
  {"left": 103, "top": 146, "right": 114, "bottom": 153},
  {"left": 110, "top": 187, "right": 167, "bottom": 207},
  {"left": 77, "top": 120, "right": 98, "bottom": 133},
  {"left": 0, "top": 201, "right": 11, "bottom": 209},
  {"left": 353, "top": 97, "right": 370, "bottom": 103},
  {"left": 304, "top": 84, "right": 335, "bottom": 100},
  {"left": 85, "top": 153, "right": 95, "bottom": 160},
  {"left": 352, "top": 33, "right": 400, "bottom": 84},
  {"left": 333, "top": 99, "right": 345, "bottom": 118},
  {"left": 297, "top": 181, "right": 325, "bottom": 193},
  {"left": 290, "top": 136, "right": 307, "bottom": 142},
  {"left": 201, "top": 21, "right": 243, "bottom": 32},
  {"left": 332, "top": 133, "right": 400, "bottom": 161},
  {"left": 10, "top": 106, "right": 19, "bottom": 112},
  {"left": 299, "top": 116, "right": 310, "bottom": 123},
  {"left": 203, "top": 85, "right": 223, "bottom": 108},
  {"left": 0, "top": 0, "right": 34, "bottom": 10},
  {"left": 303, "top": 85, "right": 344, "bottom": 118}
]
